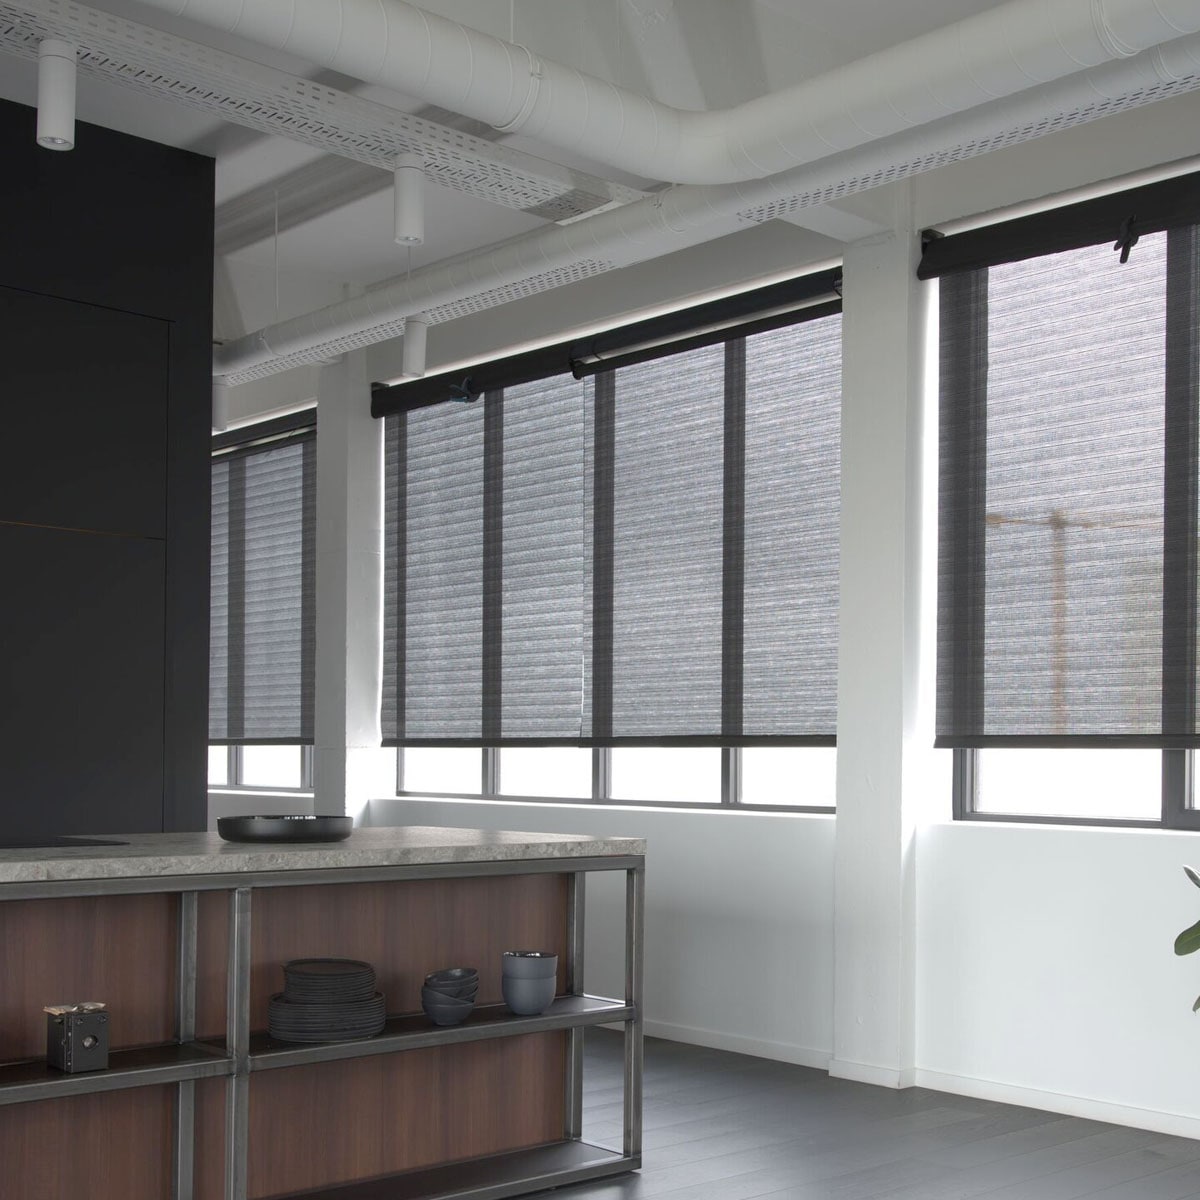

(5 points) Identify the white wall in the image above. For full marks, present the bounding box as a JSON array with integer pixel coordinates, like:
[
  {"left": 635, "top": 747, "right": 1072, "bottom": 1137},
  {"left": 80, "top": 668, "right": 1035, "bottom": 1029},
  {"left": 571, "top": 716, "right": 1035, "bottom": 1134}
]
[
  {"left": 917, "top": 822, "right": 1200, "bottom": 1138},
  {"left": 369, "top": 797, "right": 836, "bottom": 1068},
  {"left": 215, "top": 78, "right": 1200, "bottom": 1136}
]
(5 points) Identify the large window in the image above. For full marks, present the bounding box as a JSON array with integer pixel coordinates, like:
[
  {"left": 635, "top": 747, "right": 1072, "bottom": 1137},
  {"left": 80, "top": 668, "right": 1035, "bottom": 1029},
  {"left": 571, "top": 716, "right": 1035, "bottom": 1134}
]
[
  {"left": 378, "top": 274, "right": 843, "bottom": 809},
  {"left": 924, "top": 170, "right": 1200, "bottom": 826},
  {"left": 208, "top": 412, "right": 316, "bottom": 792},
  {"left": 393, "top": 744, "right": 838, "bottom": 808}
]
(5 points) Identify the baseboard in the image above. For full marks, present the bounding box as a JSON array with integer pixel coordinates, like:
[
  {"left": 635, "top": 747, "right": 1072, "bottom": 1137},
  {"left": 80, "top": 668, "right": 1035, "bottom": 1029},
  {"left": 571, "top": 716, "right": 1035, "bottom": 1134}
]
[
  {"left": 828, "top": 1058, "right": 917, "bottom": 1089},
  {"left": 641, "top": 1018, "right": 831, "bottom": 1070},
  {"left": 915, "top": 1068, "right": 1200, "bottom": 1140}
]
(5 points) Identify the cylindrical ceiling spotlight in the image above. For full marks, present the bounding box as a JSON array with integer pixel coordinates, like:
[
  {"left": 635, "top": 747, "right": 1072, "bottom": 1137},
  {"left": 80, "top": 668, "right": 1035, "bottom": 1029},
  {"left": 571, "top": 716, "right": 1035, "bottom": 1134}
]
[
  {"left": 212, "top": 379, "right": 230, "bottom": 433},
  {"left": 393, "top": 153, "right": 425, "bottom": 245},
  {"left": 37, "top": 40, "right": 77, "bottom": 151},
  {"left": 402, "top": 316, "right": 428, "bottom": 378}
]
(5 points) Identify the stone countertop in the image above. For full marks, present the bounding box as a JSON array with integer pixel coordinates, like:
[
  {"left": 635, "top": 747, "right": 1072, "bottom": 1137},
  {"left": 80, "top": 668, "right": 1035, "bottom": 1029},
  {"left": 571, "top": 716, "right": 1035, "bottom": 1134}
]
[{"left": 0, "top": 826, "right": 646, "bottom": 885}]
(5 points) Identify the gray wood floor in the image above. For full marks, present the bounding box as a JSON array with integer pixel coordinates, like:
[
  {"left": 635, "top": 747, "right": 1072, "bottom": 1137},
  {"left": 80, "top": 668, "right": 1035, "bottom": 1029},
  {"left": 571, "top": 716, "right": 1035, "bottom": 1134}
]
[{"left": 565, "top": 1030, "right": 1200, "bottom": 1200}]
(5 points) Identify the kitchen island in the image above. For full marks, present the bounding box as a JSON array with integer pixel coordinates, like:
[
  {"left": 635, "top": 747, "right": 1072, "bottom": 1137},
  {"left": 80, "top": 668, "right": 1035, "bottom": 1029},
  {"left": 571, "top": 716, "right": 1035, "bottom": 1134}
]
[{"left": 0, "top": 826, "right": 645, "bottom": 1200}]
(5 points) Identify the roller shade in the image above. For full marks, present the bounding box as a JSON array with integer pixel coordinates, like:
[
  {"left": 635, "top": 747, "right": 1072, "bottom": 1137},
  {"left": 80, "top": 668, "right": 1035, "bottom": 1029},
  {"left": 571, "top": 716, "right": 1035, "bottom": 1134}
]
[
  {"left": 935, "top": 192, "right": 1200, "bottom": 745},
  {"left": 381, "top": 298, "right": 842, "bottom": 746},
  {"left": 210, "top": 425, "right": 316, "bottom": 743}
]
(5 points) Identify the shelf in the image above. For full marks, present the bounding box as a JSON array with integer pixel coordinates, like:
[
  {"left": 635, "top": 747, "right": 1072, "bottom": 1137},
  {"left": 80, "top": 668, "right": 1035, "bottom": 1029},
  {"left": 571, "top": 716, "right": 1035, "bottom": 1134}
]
[
  {"left": 0, "top": 1041, "right": 234, "bottom": 1106},
  {"left": 274, "top": 1139, "right": 638, "bottom": 1200},
  {"left": 246, "top": 994, "right": 635, "bottom": 1072}
]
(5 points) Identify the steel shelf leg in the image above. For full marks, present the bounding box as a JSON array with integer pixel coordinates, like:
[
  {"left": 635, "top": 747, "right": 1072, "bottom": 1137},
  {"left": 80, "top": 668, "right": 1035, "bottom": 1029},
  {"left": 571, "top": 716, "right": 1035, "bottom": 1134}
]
[
  {"left": 174, "top": 891, "right": 198, "bottom": 1200},
  {"left": 225, "top": 888, "right": 252, "bottom": 1200},
  {"left": 623, "top": 864, "right": 644, "bottom": 1160},
  {"left": 565, "top": 871, "right": 587, "bottom": 1139}
]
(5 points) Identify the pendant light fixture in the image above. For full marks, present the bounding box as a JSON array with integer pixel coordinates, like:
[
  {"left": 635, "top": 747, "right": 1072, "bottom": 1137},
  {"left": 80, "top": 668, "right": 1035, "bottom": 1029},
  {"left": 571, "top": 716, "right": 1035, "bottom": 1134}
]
[
  {"left": 401, "top": 316, "right": 428, "bottom": 378},
  {"left": 212, "top": 379, "right": 229, "bottom": 433},
  {"left": 393, "top": 153, "right": 425, "bottom": 245},
  {"left": 36, "top": 40, "right": 77, "bottom": 151}
]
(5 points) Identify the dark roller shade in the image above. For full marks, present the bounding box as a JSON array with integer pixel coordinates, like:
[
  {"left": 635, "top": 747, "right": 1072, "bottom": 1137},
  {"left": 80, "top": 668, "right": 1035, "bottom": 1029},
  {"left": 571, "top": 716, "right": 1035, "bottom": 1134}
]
[
  {"left": 381, "top": 289, "right": 842, "bottom": 747},
  {"left": 743, "top": 318, "right": 842, "bottom": 737},
  {"left": 210, "top": 429, "right": 316, "bottom": 743},
  {"left": 384, "top": 400, "right": 485, "bottom": 740},
  {"left": 936, "top": 200, "right": 1200, "bottom": 746}
]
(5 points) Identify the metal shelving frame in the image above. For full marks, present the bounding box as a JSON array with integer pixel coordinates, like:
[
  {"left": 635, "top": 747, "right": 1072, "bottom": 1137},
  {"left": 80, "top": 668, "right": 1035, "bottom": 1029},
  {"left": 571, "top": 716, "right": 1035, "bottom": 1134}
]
[{"left": 0, "top": 852, "right": 645, "bottom": 1200}]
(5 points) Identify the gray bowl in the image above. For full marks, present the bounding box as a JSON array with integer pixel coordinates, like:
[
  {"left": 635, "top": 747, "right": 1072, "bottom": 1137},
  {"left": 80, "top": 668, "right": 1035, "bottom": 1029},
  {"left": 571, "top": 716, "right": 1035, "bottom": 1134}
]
[
  {"left": 502, "top": 973, "right": 556, "bottom": 1016},
  {"left": 424, "top": 968, "right": 479, "bottom": 999},
  {"left": 422, "top": 994, "right": 474, "bottom": 1027},
  {"left": 501, "top": 951, "right": 559, "bottom": 980},
  {"left": 420, "top": 986, "right": 474, "bottom": 1009},
  {"left": 424, "top": 982, "right": 478, "bottom": 1001},
  {"left": 425, "top": 967, "right": 478, "bottom": 986}
]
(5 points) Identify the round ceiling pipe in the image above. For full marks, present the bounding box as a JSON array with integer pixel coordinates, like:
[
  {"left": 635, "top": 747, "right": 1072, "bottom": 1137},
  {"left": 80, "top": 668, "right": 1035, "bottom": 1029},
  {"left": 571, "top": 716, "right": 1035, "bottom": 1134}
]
[
  {"left": 212, "top": 31, "right": 1200, "bottom": 383},
  {"left": 36, "top": 39, "right": 76, "bottom": 151},
  {"left": 135, "top": 0, "right": 1200, "bottom": 185}
]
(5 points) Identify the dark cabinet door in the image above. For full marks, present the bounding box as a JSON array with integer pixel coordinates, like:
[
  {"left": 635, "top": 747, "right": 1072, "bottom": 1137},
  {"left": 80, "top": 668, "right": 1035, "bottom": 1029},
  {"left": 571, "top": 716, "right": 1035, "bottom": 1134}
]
[
  {"left": 0, "top": 523, "right": 166, "bottom": 838},
  {"left": 0, "top": 285, "right": 169, "bottom": 538}
]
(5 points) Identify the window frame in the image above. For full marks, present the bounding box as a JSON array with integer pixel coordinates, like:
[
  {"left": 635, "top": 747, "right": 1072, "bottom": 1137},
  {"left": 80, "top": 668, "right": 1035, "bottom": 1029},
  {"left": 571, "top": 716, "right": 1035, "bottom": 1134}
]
[
  {"left": 377, "top": 272, "right": 844, "bottom": 754},
  {"left": 951, "top": 746, "right": 1197, "bottom": 829},
  {"left": 395, "top": 745, "right": 836, "bottom": 814},
  {"left": 927, "top": 170, "right": 1200, "bottom": 830},
  {"left": 209, "top": 408, "right": 318, "bottom": 793},
  {"left": 211, "top": 744, "right": 315, "bottom": 793}
]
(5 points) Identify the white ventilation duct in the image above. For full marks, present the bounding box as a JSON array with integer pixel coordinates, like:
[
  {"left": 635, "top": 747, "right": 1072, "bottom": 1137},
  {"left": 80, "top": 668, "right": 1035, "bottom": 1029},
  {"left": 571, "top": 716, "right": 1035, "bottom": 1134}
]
[
  {"left": 213, "top": 31, "right": 1200, "bottom": 384},
  {"left": 134, "top": 0, "right": 1199, "bottom": 186}
]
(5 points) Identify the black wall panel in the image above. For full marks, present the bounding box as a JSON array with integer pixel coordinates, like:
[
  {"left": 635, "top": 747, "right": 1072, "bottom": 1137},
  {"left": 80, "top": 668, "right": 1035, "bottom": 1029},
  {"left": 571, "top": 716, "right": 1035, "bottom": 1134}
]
[
  {"left": 0, "top": 288, "right": 170, "bottom": 537},
  {"left": 0, "top": 98, "right": 214, "bottom": 837},
  {"left": 0, "top": 525, "right": 167, "bottom": 838}
]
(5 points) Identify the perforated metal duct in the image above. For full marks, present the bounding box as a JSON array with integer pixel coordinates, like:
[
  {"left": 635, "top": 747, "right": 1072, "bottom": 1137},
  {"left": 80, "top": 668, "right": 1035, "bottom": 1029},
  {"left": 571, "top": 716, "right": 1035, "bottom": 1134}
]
[
  {"left": 134, "top": 0, "right": 1200, "bottom": 186},
  {"left": 215, "top": 31, "right": 1200, "bottom": 384}
]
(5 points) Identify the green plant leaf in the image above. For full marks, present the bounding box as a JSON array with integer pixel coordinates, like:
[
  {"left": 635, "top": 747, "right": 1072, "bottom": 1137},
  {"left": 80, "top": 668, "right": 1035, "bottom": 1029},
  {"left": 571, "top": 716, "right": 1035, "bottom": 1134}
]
[
  {"left": 1176, "top": 918, "right": 1200, "bottom": 955},
  {"left": 1185, "top": 866, "right": 1200, "bottom": 890}
]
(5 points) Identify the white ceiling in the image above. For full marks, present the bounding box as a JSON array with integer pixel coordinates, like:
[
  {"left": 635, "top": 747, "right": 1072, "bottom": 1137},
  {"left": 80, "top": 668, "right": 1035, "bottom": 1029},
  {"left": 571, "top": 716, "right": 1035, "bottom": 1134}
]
[
  {"left": 0, "top": 0, "right": 1179, "bottom": 358},
  {"left": 0, "top": 1, "right": 1013, "bottom": 327}
]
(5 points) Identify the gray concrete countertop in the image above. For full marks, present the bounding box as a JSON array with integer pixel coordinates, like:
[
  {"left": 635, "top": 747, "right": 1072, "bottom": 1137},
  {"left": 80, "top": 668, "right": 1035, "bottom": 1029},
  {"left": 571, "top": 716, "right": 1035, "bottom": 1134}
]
[{"left": 0, "top": 826, "right": 645, "bottom": 884}]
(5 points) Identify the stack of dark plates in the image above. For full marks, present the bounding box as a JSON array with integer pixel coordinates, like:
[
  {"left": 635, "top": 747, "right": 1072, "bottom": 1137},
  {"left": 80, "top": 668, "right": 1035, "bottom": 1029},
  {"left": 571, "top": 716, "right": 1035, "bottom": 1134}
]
[{"left": 268, "top": 958, "right": 386, "bottom": 1043}]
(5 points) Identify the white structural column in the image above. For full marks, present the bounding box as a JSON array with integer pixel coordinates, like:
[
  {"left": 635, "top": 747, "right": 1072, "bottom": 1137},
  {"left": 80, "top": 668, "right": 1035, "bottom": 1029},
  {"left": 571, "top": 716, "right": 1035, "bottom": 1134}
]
[
  {"left": 313, "top": 349, "right": 392, "bottom": 820},
  {"left": 831, "top": 190, "right": 939, "bottom": 1087}
]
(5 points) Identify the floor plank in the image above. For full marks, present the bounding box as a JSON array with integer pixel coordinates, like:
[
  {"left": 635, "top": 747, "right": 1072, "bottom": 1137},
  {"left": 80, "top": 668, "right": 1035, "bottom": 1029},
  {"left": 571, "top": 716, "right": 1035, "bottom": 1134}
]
[{"left": 557, "top": 1031, "right": 1200, "bottom": 1200}]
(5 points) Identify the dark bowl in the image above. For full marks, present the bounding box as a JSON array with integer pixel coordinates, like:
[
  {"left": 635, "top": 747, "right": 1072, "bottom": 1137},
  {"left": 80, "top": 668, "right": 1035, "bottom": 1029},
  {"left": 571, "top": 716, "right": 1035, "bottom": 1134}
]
[
  {"left": 425, "top": 985, "right": 478, "bottom": 1002},
  {"left": 502, "top": 974, "right": 556, "bottom": 1016},
  {"left": 420, "top": 986, "right": 475, "bottom": 1009},
  {"left": 421, "top": 991, "right": 476, "bottom": 1027},
  {"left": 425, "top": 967, "right": 479, "bottom": 987},
  {"left": 217, "top": 815, "right": 354, "bottom": 843},
  {"left": 501, "top": 951, "right": 559, "bottom": 980},
  {"left": 424, "top": 969, "right": 479, "bottom": 999}
]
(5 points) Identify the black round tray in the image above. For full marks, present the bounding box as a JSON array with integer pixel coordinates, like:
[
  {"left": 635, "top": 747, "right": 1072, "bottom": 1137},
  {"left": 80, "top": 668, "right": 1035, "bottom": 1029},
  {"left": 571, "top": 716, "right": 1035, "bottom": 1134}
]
[{"left": 216, "top": 815, "right": 354, "bottom": 844}]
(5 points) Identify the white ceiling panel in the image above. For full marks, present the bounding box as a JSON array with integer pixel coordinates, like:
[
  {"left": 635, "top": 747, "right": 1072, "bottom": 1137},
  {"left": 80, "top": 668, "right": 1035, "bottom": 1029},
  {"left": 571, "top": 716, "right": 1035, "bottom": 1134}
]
[{"left": 3, "top": 0, "right": 1193, "bottom": 382}]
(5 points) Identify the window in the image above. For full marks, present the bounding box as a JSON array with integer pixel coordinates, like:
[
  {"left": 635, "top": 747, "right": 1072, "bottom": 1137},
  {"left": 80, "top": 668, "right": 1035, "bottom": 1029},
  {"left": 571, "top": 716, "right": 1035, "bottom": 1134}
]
[
  {"left": 380, "top": 273, "right": 843, "bottom": 809},
  {"left": 209, "top": 745, "right": 314, "bottom": 791},
  {"left": 923, "top": 170, "right": 1200, "bottom": 825},
  {"left": 209, "top": 412, "right": 316, "bottom": 792}
]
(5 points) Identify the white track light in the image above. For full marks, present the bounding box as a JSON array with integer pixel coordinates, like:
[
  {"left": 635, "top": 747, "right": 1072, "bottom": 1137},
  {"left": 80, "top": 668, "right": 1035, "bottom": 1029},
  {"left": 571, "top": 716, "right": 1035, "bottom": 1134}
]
[
  {"left": 37, "top": 40, "right": 77, "bottom": 151},
  {"left": 393, "top": 154, "right": 425, "bottom": 245},
  {"left": 402, "top": 316, "right": 428, "bottom": 378},
  {"left": 212, "top": 379, "right": 229, "bottom": 433}
]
